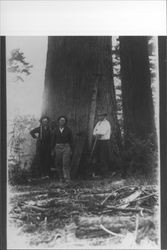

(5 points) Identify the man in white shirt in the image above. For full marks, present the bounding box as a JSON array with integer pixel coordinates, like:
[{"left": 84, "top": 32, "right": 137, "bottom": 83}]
[{"left": 93, "top": 112, "right": 111, "bottom": 177}]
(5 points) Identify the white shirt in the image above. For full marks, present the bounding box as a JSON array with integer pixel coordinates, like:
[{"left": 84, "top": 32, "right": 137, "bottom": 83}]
[
  {"left": 93, "top": 119, "right": 111, "bottom": 140},
  {"left": 59, "top": 128, "right": 64, "bottom": 133}
]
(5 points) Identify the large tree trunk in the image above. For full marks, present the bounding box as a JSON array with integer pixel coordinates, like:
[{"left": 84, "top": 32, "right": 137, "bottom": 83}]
[
  {"left": 42, "top": 37, "right": 121, "bottom": 174},
  {"left": 119, "top": 36, "right": 156, "bottom": 141}
]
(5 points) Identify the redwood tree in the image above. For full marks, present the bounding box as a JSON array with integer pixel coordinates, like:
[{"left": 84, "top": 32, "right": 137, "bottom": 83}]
[{"left": 42, "top": 37, "right": 121, "bottom": 172}]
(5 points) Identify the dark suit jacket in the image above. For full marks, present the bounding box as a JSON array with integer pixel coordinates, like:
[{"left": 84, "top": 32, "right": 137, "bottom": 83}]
[{"left": 51, "top": 126, "right": 74, "bottom": 151}]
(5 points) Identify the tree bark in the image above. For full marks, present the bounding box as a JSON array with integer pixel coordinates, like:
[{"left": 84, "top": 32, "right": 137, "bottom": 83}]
[
  {"left": 119, "top": 36, "right": 156, "bottom": 141},
  {"left": 42, "top": 37, "right": 121, "bottom": 172}
]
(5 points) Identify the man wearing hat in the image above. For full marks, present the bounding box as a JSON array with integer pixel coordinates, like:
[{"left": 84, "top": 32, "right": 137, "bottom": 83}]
[
  {"left": 51, "top": 116, "right": 74, "bottom": 183},
  {"left": 93, "top": 112, "right": 111, "bottom": 177},
  {"left": 30, "top": 116, "right": 51, "bottom": 178}
]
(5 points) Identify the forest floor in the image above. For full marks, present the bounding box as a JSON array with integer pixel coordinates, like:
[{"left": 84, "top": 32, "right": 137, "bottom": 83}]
[{"left": 8, "top": 174, "right": 159, "bottom": 249}]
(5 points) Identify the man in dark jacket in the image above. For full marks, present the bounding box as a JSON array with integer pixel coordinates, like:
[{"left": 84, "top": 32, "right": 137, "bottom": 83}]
[
  {"left": 51, "top": 116, "right": 74, "bottom": 183},
  {"left": 30, "top": 116, "right": 51, "bottom": 178}
]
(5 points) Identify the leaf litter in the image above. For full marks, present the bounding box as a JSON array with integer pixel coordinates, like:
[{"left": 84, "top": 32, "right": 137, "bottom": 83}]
[{"left": 8, "top": 176, "right": 159, "bottom": 249}]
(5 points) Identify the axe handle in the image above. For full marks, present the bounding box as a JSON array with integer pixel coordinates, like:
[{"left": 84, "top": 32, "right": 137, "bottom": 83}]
[{"left": 90, "top": 136, "right": 98, "bottom": 159}]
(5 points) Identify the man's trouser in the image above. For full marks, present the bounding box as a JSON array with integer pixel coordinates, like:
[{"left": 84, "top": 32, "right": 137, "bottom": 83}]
[
  {"left": 93, "top": 140, "right": 110, "bottom": 176},
  {"left": 54, "top": 143, "right": 71, "bottom": 181},
  {"left": 36, "top": 142, "right": 51, "bottom": 177}
]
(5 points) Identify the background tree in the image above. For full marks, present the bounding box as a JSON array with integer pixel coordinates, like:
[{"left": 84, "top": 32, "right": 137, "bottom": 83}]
[
  {"left": 119, "top": 36, "right": 157, "bottom": 176},
  {"left": 8, "top": 48, "right": 33, "bottom": 83},
  {"left": 8, "top": 115, "right": 38, "bottom": 185},
  {"left": 119, "top": 36, "right": 156, "bottom": 142},
  {"left": 112, "top": 37, "right": 123, "bottom": 135}
]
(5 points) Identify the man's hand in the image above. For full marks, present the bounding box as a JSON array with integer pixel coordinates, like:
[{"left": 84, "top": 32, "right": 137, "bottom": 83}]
[
  {"left": 34, "top": 133, "right": 39, "bottom": 139},
  {"left": 95, "top": 134, "right": 102, "bottom": 139}
]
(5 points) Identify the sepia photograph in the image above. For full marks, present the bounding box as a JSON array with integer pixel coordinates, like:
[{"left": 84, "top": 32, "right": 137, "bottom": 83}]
[{"left": 4, "top": 35, "right": 163, "bottom": 249}]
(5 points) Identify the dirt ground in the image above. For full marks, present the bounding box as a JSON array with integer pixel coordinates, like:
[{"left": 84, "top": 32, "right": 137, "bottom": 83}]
[{"left": 7, "top": 174, "right": 159, "bottom": 249}]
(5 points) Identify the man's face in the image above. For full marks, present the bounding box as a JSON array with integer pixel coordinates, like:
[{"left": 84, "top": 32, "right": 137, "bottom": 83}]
[
  {"left": 59, "top": 118, "right": 66, "bottom": 127},
  {"left": 98, "top": 115, "right": 106, "bottom": 121},
  {"left": 42, "top": 118, "right": 48, "bottom": 126}
]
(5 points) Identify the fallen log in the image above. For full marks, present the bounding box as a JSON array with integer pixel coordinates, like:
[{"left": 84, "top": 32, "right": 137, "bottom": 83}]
[
  {"left": 22, "top": 205, "right": 49, "bottom": 212},
  {"left": 79, "top": 192, "right": 116, "bottom": 199},
  {"left": 76, "top": 215, "right": 156, "bottom": 239},
  {"left": 116, "top": 192, "right": 157, "bottom": 209},
  {"left": 118, "top": 190, "right": 142, "bottom": 208},
  {"left": 77, "top": 215, "right": 155, "bottom": 228},
  {"left": 76, "top": 223, "right": 132, "bottom": 239},
  {"left": 101, "top": 185, "right": 139, "bottom": 205},
  {"left": 11, "top": 190, "right": 48, "bottom": 197},
  {"left": 132, "top": 193, "right": 157, "bottom": 203},
  {"left": 101, "top": 206, "right": 138, "bottom": 214},
  {"left": 77, "top": 215, "right": 135, "bottom": 232},
  {"left": 102, "top": 206, "right": 148, "bottom": 214}
]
